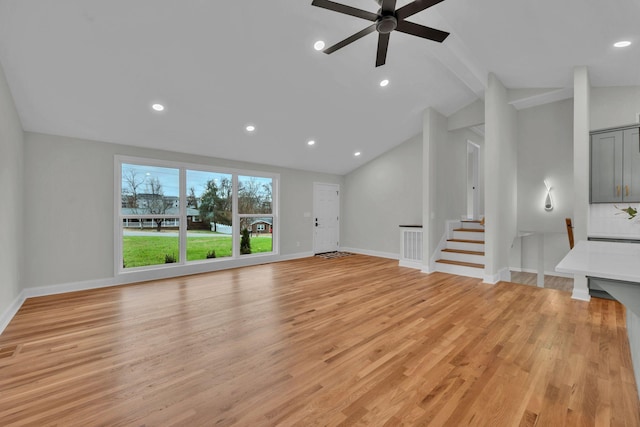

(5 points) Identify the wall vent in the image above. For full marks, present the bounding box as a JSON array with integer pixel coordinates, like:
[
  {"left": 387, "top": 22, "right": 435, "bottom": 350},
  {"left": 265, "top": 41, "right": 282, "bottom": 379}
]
[{"left": 401, "top": 229, "right": 423, "bottom": 263}]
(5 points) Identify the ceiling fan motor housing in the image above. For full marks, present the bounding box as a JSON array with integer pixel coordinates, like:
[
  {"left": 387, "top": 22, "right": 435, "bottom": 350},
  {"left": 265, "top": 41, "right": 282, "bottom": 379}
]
[{"left": 376, "top": 15, "right": 397, "bottom": 34}]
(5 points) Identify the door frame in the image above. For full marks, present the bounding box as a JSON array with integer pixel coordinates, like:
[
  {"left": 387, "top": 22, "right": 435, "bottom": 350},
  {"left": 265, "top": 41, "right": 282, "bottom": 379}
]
[
  {"left": 467, "top": 140, "right": 480, "bottom": 220},
  {"left": 313, "top": 182, "right": 340, "bottom": 254}
]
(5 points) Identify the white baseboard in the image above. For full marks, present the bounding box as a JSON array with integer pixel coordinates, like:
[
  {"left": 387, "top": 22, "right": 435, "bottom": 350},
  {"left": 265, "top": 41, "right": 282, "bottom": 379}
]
[
  {"left": 483, "top": 267, "right": 510, "bottom": 284},
  {"left": 421, "top": 265, "right": 434, "bottom": 274},
  {"left": 571, "top": 288, "right": 591, "bottom": 301},
  {"left": 24, "top": 277, "right": 117, "bottom": 299},
  {"left": 399, "top": 260, "right": 423, "bottom": 269},
  {"left": 0, "top": 291, "right": 26, "bottom": 335},
  {"left": 1, "top": 251, "right": 315, "bottom": 336},
  {"left": 340, "top": 247, "right": 399, "bottom": 260}
]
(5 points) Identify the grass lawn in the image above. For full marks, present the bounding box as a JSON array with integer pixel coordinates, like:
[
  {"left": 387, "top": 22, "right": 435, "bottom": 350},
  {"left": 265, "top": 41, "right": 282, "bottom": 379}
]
[{"left": 123, "top": 234, "right": 273, "bottom": 268}]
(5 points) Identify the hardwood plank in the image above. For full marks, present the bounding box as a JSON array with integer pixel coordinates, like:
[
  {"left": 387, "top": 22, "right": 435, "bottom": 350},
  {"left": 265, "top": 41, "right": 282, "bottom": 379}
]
[{"left": 0, "top": 255, "right": 639, "bottom": 426}]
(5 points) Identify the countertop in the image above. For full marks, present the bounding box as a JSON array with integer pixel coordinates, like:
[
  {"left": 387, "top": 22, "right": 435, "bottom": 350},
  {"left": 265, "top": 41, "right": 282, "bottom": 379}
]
[{"left": 556, "top": 240, "right": 640, "bottom": 283}]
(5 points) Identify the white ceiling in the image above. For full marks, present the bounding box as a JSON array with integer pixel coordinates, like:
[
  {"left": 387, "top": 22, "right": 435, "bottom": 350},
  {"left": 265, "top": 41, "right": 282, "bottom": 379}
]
[{"left": 0, "top": 0, "right": 638, "bottom": 175}]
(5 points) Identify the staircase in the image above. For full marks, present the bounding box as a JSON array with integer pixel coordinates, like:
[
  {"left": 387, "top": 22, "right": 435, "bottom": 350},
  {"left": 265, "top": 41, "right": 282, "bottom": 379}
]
[{"left": 435, "top": 220, "right": 485, "bottom": 279}]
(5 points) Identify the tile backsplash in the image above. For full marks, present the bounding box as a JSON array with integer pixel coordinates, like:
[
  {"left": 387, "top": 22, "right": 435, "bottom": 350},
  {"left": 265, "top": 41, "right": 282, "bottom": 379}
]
[{"left": 589, "top": 203, "right": 640, "bottom": 239}]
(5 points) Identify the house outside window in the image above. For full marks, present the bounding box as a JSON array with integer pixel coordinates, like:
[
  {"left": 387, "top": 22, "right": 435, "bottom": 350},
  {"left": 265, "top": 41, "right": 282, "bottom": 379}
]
[{"left": 117, "top": 156, "right": 278, "bottom": 272}]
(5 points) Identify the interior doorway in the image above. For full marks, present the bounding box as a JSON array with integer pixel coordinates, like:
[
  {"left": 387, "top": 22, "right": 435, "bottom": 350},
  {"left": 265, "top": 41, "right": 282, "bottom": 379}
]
[
  {"left": 313, "top": 182, "right": 340, "bottom": 254},
  {"left": 466, "top": 140, "right": 480, "bottom": 220}
]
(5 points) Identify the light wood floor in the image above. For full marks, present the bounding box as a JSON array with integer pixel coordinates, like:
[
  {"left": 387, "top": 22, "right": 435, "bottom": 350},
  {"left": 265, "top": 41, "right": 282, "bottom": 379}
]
[
  {"left": 510, "top": 271, "right": 574, "bottom": 293},
  {"left": 1, "top": 255, "right": 639, "bottom": 426}
]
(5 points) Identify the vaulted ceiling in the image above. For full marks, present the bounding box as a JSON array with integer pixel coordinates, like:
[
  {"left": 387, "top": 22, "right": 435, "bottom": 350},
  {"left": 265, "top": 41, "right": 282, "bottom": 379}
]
[{"left": 0, "top": 0, "right": 638, "bottom": 174}]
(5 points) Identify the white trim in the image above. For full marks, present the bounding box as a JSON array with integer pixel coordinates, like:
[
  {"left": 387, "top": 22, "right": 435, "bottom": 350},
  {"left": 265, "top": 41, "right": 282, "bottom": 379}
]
[
  {"left": 436, "top": 262, "right": 484, "bottom": 279},
  {"left": 24, "top": 277, "right": 117, "bottom": 299},
  {"left": 430, "top": 223, "right": 454, "bottom": 272},
  {"left": 0, "top": 291, "right": 26, "bottom": 335},
  {"left": 115, "top": 155, "right": 280, "bottom": 276},
  {"left": 421, "top": 265, "right": 434, "bottom": 274},
  {"left": 0, "top": 252, "right": 315, "bottom": 335},
  {"left": 313, "top": 182, "right": 340, "bottom": 254},
  {"left": 399, "top": 260, "right": 423, "bottom": 269},
  {"left": 483, "top": 267, "right": 510, "bottom": 284},
  {"left": 339, "top": 247, "right": 398, "bottom": 260},
  {"left": 26, "top": 253, "right": 313, "bottom": 298},
  {"left": 571, "top": 287, "right": 591, "bottom": 301}
]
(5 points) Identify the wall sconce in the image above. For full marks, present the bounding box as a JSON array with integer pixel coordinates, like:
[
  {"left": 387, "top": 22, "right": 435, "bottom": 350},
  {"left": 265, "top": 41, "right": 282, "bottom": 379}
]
[{"left": 544, "top": 180, "right": 553, "bottom": 211}]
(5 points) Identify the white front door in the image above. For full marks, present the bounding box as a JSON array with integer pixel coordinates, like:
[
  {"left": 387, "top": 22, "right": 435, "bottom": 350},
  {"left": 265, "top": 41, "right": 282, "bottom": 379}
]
[{"left": 313, "top": 183, "right": 340, "bottom": 254}]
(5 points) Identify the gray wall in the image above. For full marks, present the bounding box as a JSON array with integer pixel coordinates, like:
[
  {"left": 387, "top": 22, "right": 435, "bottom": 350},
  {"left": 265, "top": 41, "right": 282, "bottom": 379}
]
[
  {"left": 591, "top": 86, "right": 640, "bottom": 130},
  {"left": 516, "top": 98, "right": 574, "bottom": 273},
  {"left": 342, "top": 135, "right": 422, "bottom": 256},
  {"left": 0, "top": 60, "right": 24, "bottom": 319},
  {"left": 23, "top": 132, "right": 342, "bottom": 289}
]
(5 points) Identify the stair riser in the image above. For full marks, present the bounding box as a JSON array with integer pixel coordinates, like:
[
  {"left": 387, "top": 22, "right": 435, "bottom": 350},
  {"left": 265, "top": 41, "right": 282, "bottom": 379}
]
[
  {"left": 447, "top": 241, "right": 485, "bottom": 251},
  {"left": 460, "top": 222, "right": 484, "bottom": 231},
  {"left": 452, "top": 230, "right": 485, "bottom": 241},
  {"left": 435, "top": 262, "right": 484, "bottom": 279},
  {"left": 440, "top": 252, "right": 485, "bottom": 264}
]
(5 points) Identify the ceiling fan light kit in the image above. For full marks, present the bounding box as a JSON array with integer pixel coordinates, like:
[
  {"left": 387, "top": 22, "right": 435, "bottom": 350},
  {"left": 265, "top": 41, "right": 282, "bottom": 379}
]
[{"left": 311, "top": 0, "right": 450, "bottom": 67}]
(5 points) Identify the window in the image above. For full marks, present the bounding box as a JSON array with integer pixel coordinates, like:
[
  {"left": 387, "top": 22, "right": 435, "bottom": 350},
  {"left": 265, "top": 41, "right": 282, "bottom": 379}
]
[
  {"left": 238, "top": 175, "right": 274, "bottom": 255},
  {"left": 186, "top": 170, "right": 233, "bottom": 260},
  {"left": 117, "top": 157, "right": 278, "bottom": 272}
]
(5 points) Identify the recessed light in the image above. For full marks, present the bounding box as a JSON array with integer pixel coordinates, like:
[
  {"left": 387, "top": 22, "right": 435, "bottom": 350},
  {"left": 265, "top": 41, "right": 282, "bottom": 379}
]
[
  {"left": 307, "top": 140, "right": 316, "bottom": 146},
  {"left": 245, "top": 124, "right": 256, "bottom": 132},
  {"left": 614, "top": 40, "right": 631, "bottom": 48},
  {"left": 380, "top": 79, "right": 389, "bottom": 87},
  {"left": 354, "top": 151, "right": 361, "bottom": 157},
  {"left": 151, "top": 103, "right": 165, "bottom": 112},
  {"left": 314, "top": 40, "right": 325, "bottom": 51}
]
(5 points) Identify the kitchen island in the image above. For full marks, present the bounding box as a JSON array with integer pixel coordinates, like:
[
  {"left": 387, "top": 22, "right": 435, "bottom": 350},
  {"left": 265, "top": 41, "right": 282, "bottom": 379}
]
[{"left": 556, "top": 239, "right": 640, "bottom": 395}]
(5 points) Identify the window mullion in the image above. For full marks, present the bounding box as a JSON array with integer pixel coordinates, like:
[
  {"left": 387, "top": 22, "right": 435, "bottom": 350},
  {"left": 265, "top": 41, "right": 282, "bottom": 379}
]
[
  {"left": 179, "top": 167, "right": 187, "bottom": 265},
  {"left": 232, "top": 174, "right": 239, "bottom": 258}
]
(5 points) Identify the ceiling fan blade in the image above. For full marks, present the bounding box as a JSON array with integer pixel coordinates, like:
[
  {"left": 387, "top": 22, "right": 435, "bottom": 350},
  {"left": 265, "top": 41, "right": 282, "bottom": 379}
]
[
  {"left": 395, "top": 20, "right": 449, "bottom": 42},
  {"left": 324, "top": 24, "right": 377, "bottom": 54},
  {"left": 376, "top": 33, "right": 390, "bottom": 67},
  {"left": 380, "top": 0, "right": 397, "bottom": 15},
  {"left": 395, "top": 0, "right": 446, "bottom": 21},
  {"left": 311, "top": 0, "right": 378, "bottom": 22}
]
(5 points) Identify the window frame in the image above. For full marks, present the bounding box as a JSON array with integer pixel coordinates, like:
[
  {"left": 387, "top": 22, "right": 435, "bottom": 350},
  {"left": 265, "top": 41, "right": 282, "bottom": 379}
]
[{"left": 115, "top": 155, "right": 279, "bottom": 275}]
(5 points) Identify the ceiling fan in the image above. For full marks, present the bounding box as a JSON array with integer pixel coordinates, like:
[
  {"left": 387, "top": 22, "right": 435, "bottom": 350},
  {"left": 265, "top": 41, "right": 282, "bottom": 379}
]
[{"left": 311, "top": 0, "right": 450, "bottom": 67}]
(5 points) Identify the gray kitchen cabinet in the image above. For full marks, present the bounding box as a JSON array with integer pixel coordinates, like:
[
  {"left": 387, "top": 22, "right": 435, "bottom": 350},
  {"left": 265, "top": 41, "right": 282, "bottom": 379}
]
[{"left": 591, "top": 126, "right": 640, "bottom": 203}]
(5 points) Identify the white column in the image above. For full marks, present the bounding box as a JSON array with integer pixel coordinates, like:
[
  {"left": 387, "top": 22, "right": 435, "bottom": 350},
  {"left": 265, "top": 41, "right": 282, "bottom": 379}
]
[
  {"left": 422, "top": 108, "right": 434, "bottom": 273},
  {"left": 484, "top": 73, "right": 518, "bottom": 283},
  {"left": 572, "top": 66, "right": 591, "bottom": 301}
]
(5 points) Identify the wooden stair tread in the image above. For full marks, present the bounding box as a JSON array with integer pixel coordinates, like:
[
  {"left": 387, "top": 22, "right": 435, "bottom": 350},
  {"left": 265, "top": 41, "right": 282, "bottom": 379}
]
[
  {"left": 447, "top": 239, "right": 485, "bottom": 244},
  {"left": 461, "top": 220, "right": 483, "bottom": 223},
  {"left": 453, "top": 228, "right": 484, "bottom": 232},
  {"left": 442, "top": 248, "right": 485, "bottom": 256},
  {"left": 436, "top": 259, "right": 484, "bottom": 269}
]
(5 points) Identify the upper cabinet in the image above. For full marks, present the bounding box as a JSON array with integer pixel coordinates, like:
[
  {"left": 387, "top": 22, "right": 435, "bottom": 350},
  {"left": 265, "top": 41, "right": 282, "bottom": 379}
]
[{"left": 591, "top": 126, "right": 640, "bottom": 203}]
